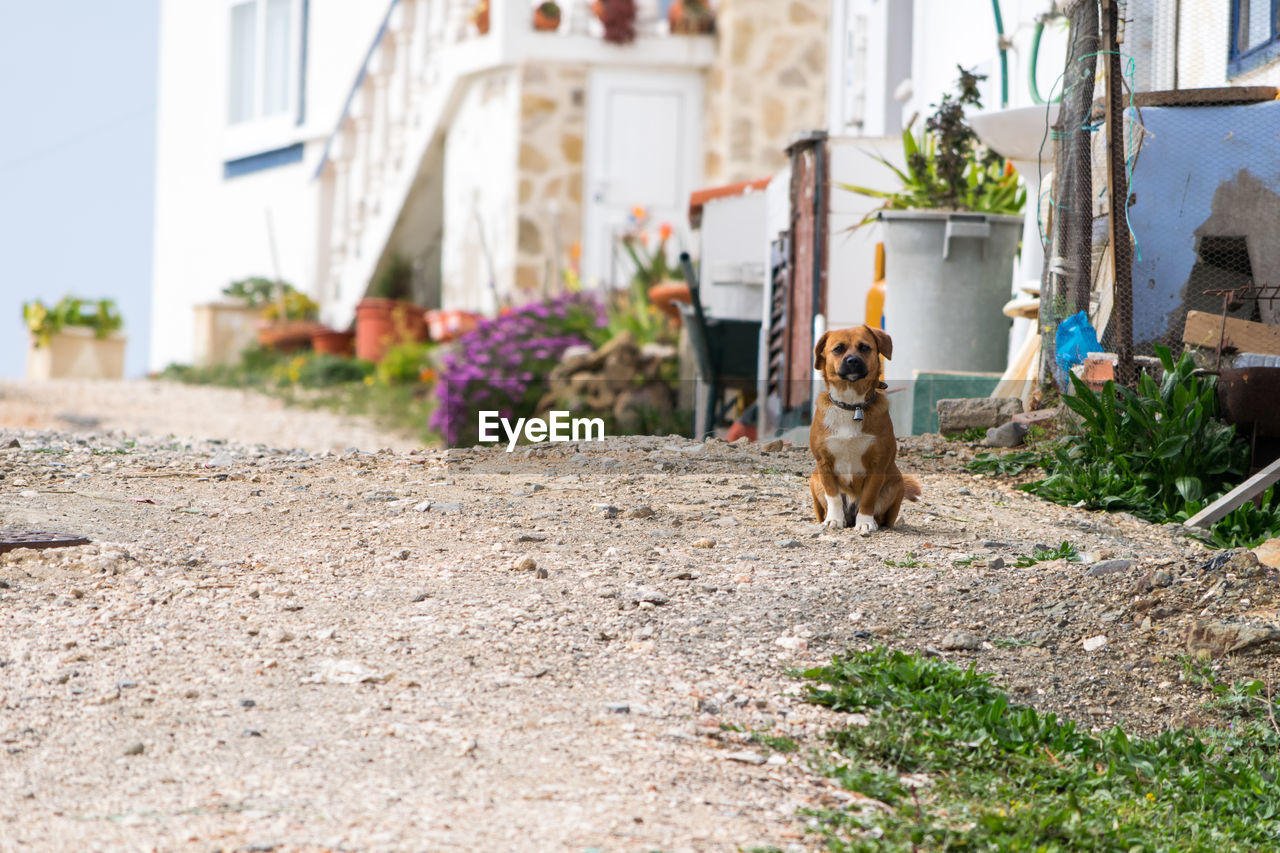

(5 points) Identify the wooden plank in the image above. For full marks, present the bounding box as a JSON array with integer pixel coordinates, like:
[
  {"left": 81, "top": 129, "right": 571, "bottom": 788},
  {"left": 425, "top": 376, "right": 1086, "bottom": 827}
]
[
  {"left": 1134, "top": 86, "right": 1278, "bottom": 107},
  {"left": 1183, "top": 310, "right": 1280, "bottom": 356},
  {"left": 1184, "top": 456, "right": 1280, "bottom": 528}
]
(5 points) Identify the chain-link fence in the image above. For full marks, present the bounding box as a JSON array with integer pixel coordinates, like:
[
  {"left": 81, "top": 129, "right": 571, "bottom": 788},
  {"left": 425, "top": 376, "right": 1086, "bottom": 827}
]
[{"left": 1038, "top": 0, "right": 1280, "bottom": 390}]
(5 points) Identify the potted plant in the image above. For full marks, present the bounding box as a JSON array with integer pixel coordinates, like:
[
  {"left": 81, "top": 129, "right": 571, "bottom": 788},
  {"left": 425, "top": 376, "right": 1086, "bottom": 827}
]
[
  {"left": 533, "top": 1, "right": 561, "bottom": 31},
  {"left": 253, "top": 280, "right": 326, "bottom": 352},
  {"left": 594, "top": 0, "right": 636, "bottom": 44},
  {"left": 616, "top": 209, "right": 682, "bottom": 342},
  {"left": 470, "top": 0, "right": 489, "bottom": 35},
  {"left": 192, "top": 277, "right": 275, "bottom": 367},
  {"left": 668, "top": 0, "right": 714, "bottom": 34},
  {"left": 355, "top": 254, "right": 428, "bottom": 363},
  {"left": 23, "top": 297, "right": 126, "bottom": 380},
  {"left": 838, "top": 67, "right": 1025, "bottom": 377}
]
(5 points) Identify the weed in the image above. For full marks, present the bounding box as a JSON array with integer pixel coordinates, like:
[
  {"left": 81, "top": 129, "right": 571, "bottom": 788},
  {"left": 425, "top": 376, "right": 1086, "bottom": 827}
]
[
  {"left": 884, "top": 554, "right": 924, "bottom": 568},
  {"left": 991, "top": 638, "right": 1034, "bottom": 648},
  {"left": 799, "top": 647, "right": 1280, "bottom": 850},
  {"left": 967, "top": 450, "right": 1043, "bottom": 476},
  {"left": 944, "top": 426, "right": 987, "bottom": 442},
  {"left": 750, "top": 732, "right": 799, "bottom": 753},
  {"left": 1011, "top": 541, "right": 1080, "bottom": 567}
]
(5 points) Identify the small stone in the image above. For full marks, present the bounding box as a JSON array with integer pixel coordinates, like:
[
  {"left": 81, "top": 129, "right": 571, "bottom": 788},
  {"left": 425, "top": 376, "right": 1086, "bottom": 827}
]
[
  {"left": 940, "top": 631, "right": 981, "bottom": 651},
  {"left": 761, "top": 439, "right": 785, "bottom": 452},
  {"left": 955, "top": 488, "right": 973, "bottom": 496},
  {"left": 1086, "top": 559, "right": 1135, "bottom": 578},
  {"left": 594, "top": 504, "right": 619, "bottom": 519},
  {"left": 1082, "top": 635, "right": 1108, "bottom": 652},
  {"left": 632, "top": 587, "right": 668, "bottom": 605},
  {"left": 123, "top": 742, "right": 144, "bottom": 756},
  {"left": 203, "top": 450, "right": 234, "bottom": 468},
  {"left": 988, "top": 556, "right": 1006, "bottom": 570},
  {"left": 626, "top": 505, "right": 656, "bottom": 519},
  {"left": 1254, "top": 538, "right": 1280, "bottom": 569},
  {"left": 605, "top": 703, "right": 631, "bottom": 714},
  {"left": 513, "top": 556, "right": 537, "bottom": 572},
  {"left": 1200, "top": 549, "right": 1262, "bottom": 576},
  {"left": 515, "top": 533, "right": 546, "bottom": 543},
  {"left": 394, "top": 549, "right": 411, "bottom": 561},
  {"left": 239, "top": 699, "right": 256, "bottom": 709},
  {"left": 535, "top": 567, "right": 548, "bottom": 579},
  {"left": 984, "top": 422, "right": 1028, "bottom": 448},
  {"left": 428, "top": 502, "right": 462, "bottom": 514},
  {"left": 1187, "top": 620, "right": 1280, "bottom": 657},
  {"left": 777, "top": 538, "right": 802, "bottom": 549},
  {"left": 774, "top": 636, "right": 807, "bottom": 651},
  {"left": 413, "top": 500, "right": 432, "bottom": 512},
  {"left": 1151, "top": 569, "right": 1173, "bottom": 587},
  {"left": 4, "top": 439, "right": 19, "bottom": 449},
  {"left": 410, "top": 589, "right": 430, "bottom": 603},
  {"left": 691, "top": 539, "right": 716, "bottom": 549},
  {"left": 242, "top": 729, "right": 262, "bottom": 737},
  {"left": 724, "top": 750, "right": 767, "bottom": 765}
]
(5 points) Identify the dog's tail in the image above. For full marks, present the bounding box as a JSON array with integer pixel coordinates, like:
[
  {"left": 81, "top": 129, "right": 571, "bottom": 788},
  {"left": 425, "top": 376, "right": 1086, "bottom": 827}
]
[{"left": 902, "top": 475, "right": 923, "bottom": 502}]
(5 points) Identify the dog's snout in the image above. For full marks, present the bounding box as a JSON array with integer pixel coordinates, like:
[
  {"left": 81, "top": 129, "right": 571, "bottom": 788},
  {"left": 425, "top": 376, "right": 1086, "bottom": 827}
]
[
  {"left": 841, "top": 353, "right": 863, "bottom": 369},
  {"left": 838, "top": 353, "right": 867, "bottom": 378}
]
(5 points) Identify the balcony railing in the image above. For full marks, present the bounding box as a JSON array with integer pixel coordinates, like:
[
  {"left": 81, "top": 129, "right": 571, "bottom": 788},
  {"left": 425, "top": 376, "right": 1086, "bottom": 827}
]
[{"left": 314, "top": 0, "right": 713, "bottom": 324}]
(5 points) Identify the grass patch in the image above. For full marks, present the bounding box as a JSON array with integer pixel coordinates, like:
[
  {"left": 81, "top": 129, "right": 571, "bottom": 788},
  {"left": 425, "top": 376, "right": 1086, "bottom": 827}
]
[
  {"left": 944, "top": 426, "right": 988, "bottom": 443},
  {"left": 751, "top": 732, "right": 800, "bottom": 753},
  {"left": 798, "top": 647, "right": 1280, "bottom": 851},
  {"left": 967, "top": 450, "right": 1043, "bottom": 476},
  {"left": 884, "top": 554, "right": 925, "bottom": 568}
]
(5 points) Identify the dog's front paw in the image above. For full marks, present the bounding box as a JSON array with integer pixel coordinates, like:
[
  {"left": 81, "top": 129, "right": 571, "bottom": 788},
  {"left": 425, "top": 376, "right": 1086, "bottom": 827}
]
[
  {"left": 853, "top": 514, "right": 879, "bottom": 535},
  {"left": 822, "top": 512, "right": 847, "bottom": 529}
]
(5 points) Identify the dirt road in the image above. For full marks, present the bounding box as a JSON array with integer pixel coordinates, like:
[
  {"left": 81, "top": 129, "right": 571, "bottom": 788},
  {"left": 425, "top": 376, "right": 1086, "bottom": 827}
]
[{"left": 1, "top": 381, "right": 1272, "bottom": 851}]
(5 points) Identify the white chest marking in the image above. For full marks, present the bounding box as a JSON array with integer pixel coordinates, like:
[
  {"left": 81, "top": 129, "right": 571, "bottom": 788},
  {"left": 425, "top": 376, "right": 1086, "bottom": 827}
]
[{"left": 822, "top": 405, "right": 873, "bottom": 481}]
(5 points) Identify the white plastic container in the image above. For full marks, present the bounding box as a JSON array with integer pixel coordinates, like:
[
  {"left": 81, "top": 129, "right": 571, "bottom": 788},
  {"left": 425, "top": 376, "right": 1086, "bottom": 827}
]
[{"left": 879, "top": 209, "right": 1023, "bottom": 380}]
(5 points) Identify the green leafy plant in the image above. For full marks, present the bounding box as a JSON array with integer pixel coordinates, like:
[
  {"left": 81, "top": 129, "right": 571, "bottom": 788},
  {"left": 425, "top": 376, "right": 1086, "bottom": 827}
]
[
  {"left": 368, "top": 254, "right": 414, "bottom": 301},
  {"left": 374, "top": 340, "right": 436, "bottom": 386},
  {"left": 536, "top": 0, "right": 560, "bottom": 16},
  {"left": 798, "top": 647, "right": 1280, "bottom": 850},
  {"left": 967, "top": 450, "right": 1043, "bottom": 476},
  {"left": 23, "top": 297, "right": 123, "bottom": 347},
  {"left": 838, "top": 68, "right": 1025, "bottom": 227},
  {"left": 1013, "top": 541, "right": 1080, "bottom": 567},
  {"left": 944, "top": 426, "right": 987, "bottom": 442},
  {"left": 224, "top": 277, "right": 319, "bottom": 321},
  {"left": 1027, "top": 347, "right": 1247, "bottom": 519}
]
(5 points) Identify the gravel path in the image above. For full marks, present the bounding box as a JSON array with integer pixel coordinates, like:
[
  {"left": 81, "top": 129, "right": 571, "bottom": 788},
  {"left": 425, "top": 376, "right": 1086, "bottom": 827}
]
[
  {"left": 2, "top": 382, "right": 1277, "bottom": 851},
  {"left": 0, "top": 380, "right": 417, "bottom": 454}
]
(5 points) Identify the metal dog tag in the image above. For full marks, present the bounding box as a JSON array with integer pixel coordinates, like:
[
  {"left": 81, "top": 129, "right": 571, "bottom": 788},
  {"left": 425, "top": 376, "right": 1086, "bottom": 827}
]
[{"left": 853, "top": 407, "right": 864, "bottom": 421}]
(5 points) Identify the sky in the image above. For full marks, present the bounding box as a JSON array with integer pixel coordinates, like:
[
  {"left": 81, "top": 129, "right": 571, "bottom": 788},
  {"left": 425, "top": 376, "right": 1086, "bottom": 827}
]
[{"left": 0, "top": 0, "right": 160, "bottom": 379}]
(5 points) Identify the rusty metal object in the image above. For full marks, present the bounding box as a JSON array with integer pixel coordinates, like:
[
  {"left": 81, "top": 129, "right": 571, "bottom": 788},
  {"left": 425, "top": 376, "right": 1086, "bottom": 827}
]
[
  {"left": 0, "top": 530, "right": 91, "bottom": 554},
  {"left": 1218, "top": 367, "right": 1280, "bottom": 435}
]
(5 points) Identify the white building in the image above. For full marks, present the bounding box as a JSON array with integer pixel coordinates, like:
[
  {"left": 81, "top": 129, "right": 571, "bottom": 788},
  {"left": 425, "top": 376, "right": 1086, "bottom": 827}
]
[{"left": 148, "top": 0, "right": 832, "bottom": 370}]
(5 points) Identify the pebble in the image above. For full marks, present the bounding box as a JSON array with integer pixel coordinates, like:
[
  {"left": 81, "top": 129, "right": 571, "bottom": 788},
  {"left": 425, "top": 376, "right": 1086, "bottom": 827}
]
[
  {"left": 940, "top": 631, "right": 981, "bottom": 651},
  {"left": 988, "top": 556, "right": 1006, "bottom": 570},
  {"left": 428, "top": 502, "right": 462, "bottom": 514},
  {"left": 515, "top": 533, "right": 546, "bottom": 543},
  {"left": 1086, "top": 559, "right": 1135, "bottom": 578},
  {"left": 723, "top": 750, "right": 767, "bottom": 765},
  {"left": 777, "top": 539, "right": 802, "bottom": 549},
  {"left": 691, "top": 539, "right": 716, "bottom": 549},
  {"left": 1082, "top": 635, "right": 1108, "bottom": 652},
  {"left": 123, "top": 742, "right": 144, "bottom": 756},
  {"left": 593, "top": 504, "right": 619, "bottom": 519},
  {"left": 605, "top": 703, "right": 631, "bottom": 714},
  {"left": 632, "top": 588, "right": 669, "bottom": 605},
  {"left": 626, "top": 506, "right": 656, "bottom": 519},
  {"left": 512, "top": 556, "right": 537, "bottom": 572}
]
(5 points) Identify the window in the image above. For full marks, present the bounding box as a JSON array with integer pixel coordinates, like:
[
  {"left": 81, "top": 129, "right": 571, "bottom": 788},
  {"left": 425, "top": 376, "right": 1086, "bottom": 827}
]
[
  {"left": 228, "top": 0, "right": 301, "bottom": 125},
  {"left": 1229, "top": 0, "right": 1280, "bottom": 77}
]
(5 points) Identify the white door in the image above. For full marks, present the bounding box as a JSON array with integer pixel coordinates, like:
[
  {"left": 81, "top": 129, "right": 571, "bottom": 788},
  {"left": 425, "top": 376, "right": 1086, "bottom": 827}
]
[{"left": 583, "top": 69, "right": 704, "bottom": 289}]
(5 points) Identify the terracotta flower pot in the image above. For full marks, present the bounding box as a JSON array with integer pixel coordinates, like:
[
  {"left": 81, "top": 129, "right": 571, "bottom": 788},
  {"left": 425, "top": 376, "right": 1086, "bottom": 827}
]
[
  {"left": 257, "top": 320, "right": 326, "bottom": 352},
  {"left": 355, "top": 298, "right": 428, "bottom": 363},
  {"left": 533, "top": 8, "right": 560, "bottom": 31},
  {"left": 668, "top": 0, "right": 714, "bottom": 33},
  {"left": 647, "top": 280, "right": 692, "bottom": 326},
  {"left": 473, "top": 2, "right": 490, "bottom": 34},
  {"left": 424, "top": 309, "right": 480, "bottom": 343},
  {"left": 312, "top": 329, "right": 356, "bottom": 357}
]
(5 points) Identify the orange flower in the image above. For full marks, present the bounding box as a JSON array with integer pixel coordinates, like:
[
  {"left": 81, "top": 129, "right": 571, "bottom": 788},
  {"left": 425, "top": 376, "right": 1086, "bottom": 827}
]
[
  {"left": 419, "top": 368, "right": 437, "bottom": 384},
  {"left": 631, "top": 205, "right": 647, "bottom": 221},
  {"left": 569, "top": 241, "right": 582, "bottom": 261},
  {"left": 658, "top": 222, "right": 673, "bottom": 242},
  {"left": 1004, "top": 160, "right": 1017, "bottom": 177}
]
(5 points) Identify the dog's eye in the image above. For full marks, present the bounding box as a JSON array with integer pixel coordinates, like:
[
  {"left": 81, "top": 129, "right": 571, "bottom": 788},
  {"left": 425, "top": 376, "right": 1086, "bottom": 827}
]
[
  {"left": 857, "top": 343, "right": 871, "bottom": 354},
  {"left": 832, "top": 343, "right": 846, "bottom": 354}
]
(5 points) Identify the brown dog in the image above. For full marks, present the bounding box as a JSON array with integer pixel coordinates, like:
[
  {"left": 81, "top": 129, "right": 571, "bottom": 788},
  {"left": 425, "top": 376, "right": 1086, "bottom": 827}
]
[{"left": 809, "top": 325, "right": 921, "bottom": 532}]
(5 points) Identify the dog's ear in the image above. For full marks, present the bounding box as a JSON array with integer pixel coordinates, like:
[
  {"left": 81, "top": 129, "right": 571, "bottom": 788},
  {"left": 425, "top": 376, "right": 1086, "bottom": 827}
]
[
  {"left": 865, "top": 325, "right": 892, "bottom": 361},
  {"left": 813, "top": 331, "right": 830, "bottom": 372}
]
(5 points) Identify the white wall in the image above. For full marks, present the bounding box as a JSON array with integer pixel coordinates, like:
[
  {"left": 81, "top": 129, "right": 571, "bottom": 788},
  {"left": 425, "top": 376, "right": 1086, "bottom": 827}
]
[
  {"left": 440, "top": 70, "right": 519, "bottom": 314},
  {"left": 149, "top": 0, "right": 386, "bottom": 370}
]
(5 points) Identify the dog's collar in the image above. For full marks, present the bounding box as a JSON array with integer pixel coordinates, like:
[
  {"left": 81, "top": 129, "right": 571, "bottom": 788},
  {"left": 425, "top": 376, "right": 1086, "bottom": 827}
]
[{"left": 827, "top": 384, "right": 885, "bottom": 422}]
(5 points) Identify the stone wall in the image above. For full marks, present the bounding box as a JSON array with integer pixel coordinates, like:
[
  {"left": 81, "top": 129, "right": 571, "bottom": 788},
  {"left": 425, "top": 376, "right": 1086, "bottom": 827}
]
[
  {"left": 514, "top": 63, "right": 588, "bottom": 299},
  {"left": 702, "top": 0, "right": 830, "bottom": 186}
]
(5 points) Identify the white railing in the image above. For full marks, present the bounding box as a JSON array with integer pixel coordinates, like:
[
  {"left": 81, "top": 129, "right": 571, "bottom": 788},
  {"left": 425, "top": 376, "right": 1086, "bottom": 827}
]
[{"left": 315, "top": 0, "right": 710, "bottom": 325}]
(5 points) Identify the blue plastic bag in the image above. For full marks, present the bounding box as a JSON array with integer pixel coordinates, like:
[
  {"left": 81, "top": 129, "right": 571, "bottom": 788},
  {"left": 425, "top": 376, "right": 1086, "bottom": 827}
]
[{"left": 1055, "top": 311, "right": 1102, "bottom": 374}]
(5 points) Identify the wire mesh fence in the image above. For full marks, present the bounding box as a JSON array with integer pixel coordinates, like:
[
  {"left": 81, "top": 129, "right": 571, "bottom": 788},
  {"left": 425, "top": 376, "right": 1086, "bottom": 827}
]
[{"left": 1038, "top": 0, "right": 1280, "bottom": 391}]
